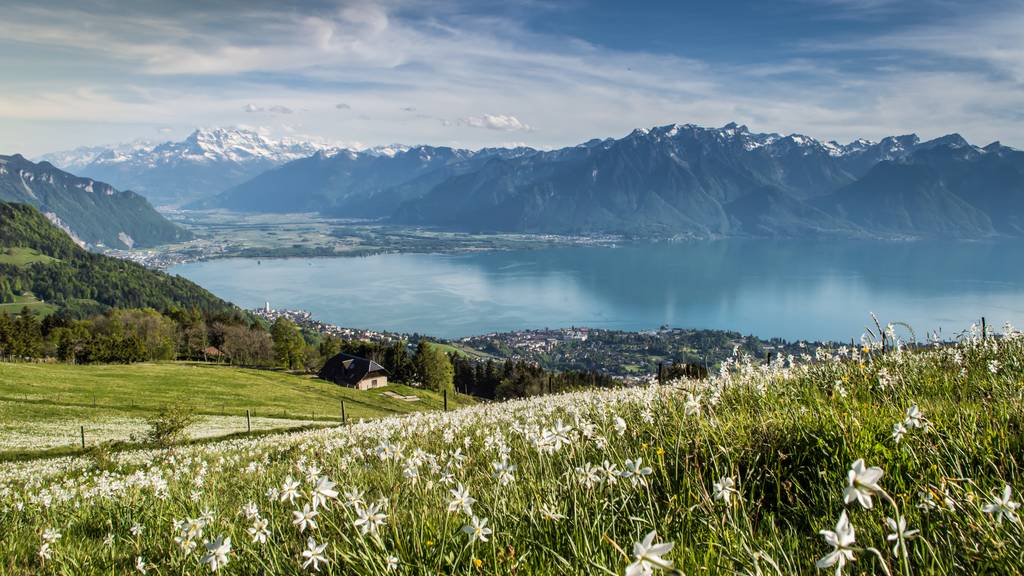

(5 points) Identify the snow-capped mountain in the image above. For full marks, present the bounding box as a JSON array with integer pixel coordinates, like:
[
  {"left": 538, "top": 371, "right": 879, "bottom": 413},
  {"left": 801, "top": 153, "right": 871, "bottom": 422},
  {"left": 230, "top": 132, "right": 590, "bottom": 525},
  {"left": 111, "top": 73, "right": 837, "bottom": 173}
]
[{"left": 40, "top": 128, "right": 339, "bottom": 206}]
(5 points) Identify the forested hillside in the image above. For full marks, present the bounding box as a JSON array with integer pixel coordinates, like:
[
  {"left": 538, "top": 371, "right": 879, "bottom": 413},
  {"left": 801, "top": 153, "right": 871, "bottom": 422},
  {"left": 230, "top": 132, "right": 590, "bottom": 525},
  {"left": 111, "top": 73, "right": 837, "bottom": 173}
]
[{"left": 0, "top": 202, "right": 228, "bottom": 314}]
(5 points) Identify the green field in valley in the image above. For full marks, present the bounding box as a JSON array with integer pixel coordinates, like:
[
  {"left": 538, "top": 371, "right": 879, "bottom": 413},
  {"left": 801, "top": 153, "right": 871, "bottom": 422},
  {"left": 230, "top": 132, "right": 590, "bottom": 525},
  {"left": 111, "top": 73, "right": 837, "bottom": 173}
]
[{"left": 0, "top": 361, "right": 474, "bottom": 457}]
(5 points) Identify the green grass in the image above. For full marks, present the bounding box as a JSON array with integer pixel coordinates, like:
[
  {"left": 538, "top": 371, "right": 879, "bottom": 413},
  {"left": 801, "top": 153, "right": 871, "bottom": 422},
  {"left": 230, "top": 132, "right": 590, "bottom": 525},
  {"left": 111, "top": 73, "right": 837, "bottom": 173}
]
[
  {"left": 1, "top": 330, "right": 1022, "bottom": 575},
  {"left": 0, "top": 293, "right": 57, "bottom": 316},
  {"left": 0, "top": 247, "right": 57, "bottom": 266},
  {"left": 0, "top": 361, "right": 473, "bottom": 457},
  {"left": 431, "top": 341, "right": 499, "bottom": 361}
]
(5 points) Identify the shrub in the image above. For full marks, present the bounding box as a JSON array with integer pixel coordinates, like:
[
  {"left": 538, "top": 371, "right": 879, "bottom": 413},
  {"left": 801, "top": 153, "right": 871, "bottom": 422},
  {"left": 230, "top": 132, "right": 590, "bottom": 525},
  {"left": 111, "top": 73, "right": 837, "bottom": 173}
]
[{"left": 144, "top": 403, "right": 198, "bottom": 447}]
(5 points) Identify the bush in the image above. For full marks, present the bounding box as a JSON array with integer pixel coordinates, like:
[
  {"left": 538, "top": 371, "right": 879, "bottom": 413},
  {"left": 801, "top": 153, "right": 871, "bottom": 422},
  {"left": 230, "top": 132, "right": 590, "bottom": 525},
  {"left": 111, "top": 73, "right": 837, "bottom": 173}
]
[{"left": 145, "top": 403, "right": 198, "bottom": 447}]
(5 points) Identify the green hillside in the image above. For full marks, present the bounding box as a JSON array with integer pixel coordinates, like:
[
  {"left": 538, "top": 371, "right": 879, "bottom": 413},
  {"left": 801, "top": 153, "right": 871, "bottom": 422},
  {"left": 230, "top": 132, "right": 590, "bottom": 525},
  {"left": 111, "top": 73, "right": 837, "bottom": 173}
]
[
  {"left": 0, "top": 361, "right": 474, "bottom": 458},
  {"left": 0, "top": 202, "right": 232, "bottom": 315}
]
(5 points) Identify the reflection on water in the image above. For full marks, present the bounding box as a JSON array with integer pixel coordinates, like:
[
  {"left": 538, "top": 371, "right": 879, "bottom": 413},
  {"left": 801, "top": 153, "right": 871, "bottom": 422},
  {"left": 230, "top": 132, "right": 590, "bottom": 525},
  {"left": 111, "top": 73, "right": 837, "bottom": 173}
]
[{"left": 171, "top": 240, "right": 1024, "bottom": 341}]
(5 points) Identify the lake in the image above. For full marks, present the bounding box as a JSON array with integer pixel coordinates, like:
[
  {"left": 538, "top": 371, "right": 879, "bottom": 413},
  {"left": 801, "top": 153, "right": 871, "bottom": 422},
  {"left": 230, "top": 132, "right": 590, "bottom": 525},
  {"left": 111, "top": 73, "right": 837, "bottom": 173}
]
[{"left": 170, "top": 240, "right": 1024, "bottom": 342}]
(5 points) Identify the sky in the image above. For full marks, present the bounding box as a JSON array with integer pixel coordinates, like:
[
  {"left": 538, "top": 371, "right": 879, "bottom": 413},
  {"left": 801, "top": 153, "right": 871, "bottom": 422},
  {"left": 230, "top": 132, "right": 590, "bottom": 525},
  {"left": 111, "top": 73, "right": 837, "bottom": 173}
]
[{"left": 2, "top": 0, "right": 1023, "bottom": 156}]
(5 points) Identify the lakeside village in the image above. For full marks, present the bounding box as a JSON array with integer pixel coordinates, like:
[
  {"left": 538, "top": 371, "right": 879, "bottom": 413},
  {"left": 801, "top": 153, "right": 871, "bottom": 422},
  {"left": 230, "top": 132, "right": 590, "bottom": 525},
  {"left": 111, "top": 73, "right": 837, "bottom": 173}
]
[{"left": 250, "top": 303, "right": 811, "bottom": 381}]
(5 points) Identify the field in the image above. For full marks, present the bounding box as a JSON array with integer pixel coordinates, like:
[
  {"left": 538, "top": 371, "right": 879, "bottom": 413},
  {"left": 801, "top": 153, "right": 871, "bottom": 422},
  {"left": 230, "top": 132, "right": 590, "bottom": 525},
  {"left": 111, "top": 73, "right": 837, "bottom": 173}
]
[
  {"left": 0, "top": 362, "right": 473, "bottom": 457},
  {"left": 0, "top": 247, "right": 58, "bottom": 266},
  {"left": 0, "top": 293, "right": 58, "bottom": 316},
  {"left": 1, "top": 324, "right": 1023, "bottom": 574}
]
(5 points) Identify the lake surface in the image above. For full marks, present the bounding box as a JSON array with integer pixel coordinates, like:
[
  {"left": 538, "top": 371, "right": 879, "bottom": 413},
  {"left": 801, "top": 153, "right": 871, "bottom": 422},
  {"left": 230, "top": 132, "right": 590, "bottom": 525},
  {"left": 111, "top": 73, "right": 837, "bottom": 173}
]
[{"left": 170, "top": 240, "right": 1024, "bottom": 342}]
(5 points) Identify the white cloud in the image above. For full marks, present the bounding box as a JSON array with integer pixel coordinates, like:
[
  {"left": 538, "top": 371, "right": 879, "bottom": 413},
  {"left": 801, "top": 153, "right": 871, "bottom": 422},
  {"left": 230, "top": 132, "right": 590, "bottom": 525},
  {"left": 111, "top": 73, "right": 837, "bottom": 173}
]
[
  {"left": 244, "top": 104, "right": 294, "bottom": 114},
  {"left": 458, "top": 114, "right": 532, "bottom": 132}
]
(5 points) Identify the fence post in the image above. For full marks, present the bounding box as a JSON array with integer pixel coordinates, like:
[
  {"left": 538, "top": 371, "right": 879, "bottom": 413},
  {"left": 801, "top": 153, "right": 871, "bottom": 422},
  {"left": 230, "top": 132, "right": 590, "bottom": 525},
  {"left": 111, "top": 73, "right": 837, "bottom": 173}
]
[
  {"left": 444, "top": 389, "right": 448, "bottom": 412},
  {"left": 246, "top": 409, "right": 251, "bottom": 433},
  {"left": 80, "top": 425, "right": 85, "bottom": 449},
  {"left": 340, "top": 401, "right": 347, "bottom": 425},
  {"left": 982, "top": 316, "right": 987, "bottom": 340}
]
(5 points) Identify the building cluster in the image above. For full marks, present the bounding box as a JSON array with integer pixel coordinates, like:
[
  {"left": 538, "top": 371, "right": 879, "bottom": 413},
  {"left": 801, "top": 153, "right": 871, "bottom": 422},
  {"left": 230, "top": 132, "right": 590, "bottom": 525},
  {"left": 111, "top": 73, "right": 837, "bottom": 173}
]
[{"left": 251, "top": 304, "right": 399, "bottom": 344}]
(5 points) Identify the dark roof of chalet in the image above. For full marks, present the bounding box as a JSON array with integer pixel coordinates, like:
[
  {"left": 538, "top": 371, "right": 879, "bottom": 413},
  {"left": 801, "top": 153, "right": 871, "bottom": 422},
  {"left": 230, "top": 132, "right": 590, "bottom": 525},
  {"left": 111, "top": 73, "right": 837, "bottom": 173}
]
[{"left": 318, "top": 353, "right": 389, "bottom": 386}]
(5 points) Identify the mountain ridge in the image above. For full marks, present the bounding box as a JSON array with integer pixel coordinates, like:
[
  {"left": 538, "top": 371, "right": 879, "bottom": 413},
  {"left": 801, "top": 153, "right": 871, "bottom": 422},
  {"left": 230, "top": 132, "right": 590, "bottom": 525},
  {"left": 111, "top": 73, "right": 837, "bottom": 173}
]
[{"left": 0, "top": 154, "right": 192, "bottom": 249}]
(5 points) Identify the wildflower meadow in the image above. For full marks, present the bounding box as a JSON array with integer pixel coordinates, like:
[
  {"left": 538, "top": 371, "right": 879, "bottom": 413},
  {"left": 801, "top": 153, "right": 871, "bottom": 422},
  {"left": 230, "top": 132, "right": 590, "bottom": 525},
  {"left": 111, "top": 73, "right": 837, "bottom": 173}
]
[{"left": 2, "top": 323, "right": 1022, "bottom": 574}]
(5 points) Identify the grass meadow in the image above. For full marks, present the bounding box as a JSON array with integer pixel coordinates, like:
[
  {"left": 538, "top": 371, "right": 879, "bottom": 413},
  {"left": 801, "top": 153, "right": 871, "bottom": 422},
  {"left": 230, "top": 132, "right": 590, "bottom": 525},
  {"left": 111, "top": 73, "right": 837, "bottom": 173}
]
[{"left": 1, "top": 323, "right": 1022, "bottom": 574}]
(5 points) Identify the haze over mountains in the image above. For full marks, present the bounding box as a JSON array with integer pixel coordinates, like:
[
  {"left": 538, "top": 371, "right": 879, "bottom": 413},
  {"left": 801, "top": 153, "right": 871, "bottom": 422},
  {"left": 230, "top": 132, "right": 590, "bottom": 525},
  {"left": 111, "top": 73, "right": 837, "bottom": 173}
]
[{"left": 40, "top": 122, "right": 1024, "bottom": 240}]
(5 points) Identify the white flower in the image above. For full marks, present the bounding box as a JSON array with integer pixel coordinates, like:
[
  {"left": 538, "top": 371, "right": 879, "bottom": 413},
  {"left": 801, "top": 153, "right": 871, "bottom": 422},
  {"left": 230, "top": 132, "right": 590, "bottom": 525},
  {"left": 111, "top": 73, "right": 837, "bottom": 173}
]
[
  {"left": 130, "top": 523, "right": 144, "bottom": 537},
  {"left": 816, "top": 510, "right": 856, "bottom": 575},
  {"left": 684, "top": 394, "right": 700, "bottom": 417},
  {"left": 713, "top": 476, "right": 738, "bottom": 504},
  {"left": 385, "top": 555, "right": 399, "bottom": 571},
  {"left": 625, "top": 530, "right": 674, "bottom": 576},
  {"left": 843, "top": 459, "right": 884, "bottom": 509},
  {"left": 448, "top": 483, "right": 476, "bottom": 516},
  {"left": 42, "top": 528, "right": 61, "bottom": 544},
  {"left": 342, "top": 487, "right": 364, "bottom": 509},
  {"left": 301, "top": 537, "right": 328, "bottom": 571},
  {"left": 311, "top": 476, "right": 338, "bottom": 510},
  {"left": 353, "top": 502, "right": 388, "bottom": 535},
  {"left": 891, "top": 422, "right": 907, "bottom": 444},
  {"left": 200, "top": 536, "right": 231, "bottom": 572},
  {"left": 613, "top": 416, "right": 627, "bottom": 436},
  {"left": 576, "top": 462, "right": 602, "bottom": 488},
  {"left": 601, "top": 460, "right": 621, "bottom": 485},
  {"left": 135, "top": 556, "right": 147, "bottom": 574},
  {"left": 904, "top": 405, "right": 925, "bottom": 429},
  {"left": 492, "top": 459, "right": 516, "bottom": 486},
  {"left": 462, "top": 516, "right": 492, "bottom": 543},
  {"left": 885, "top": 516, "right": 919, "bottom": 557},
  {"left": 247, "top": 517, "right": 270, "bottom": 544},
  {"left": 292, "top": 504, "right": 319, "bottom": 533},
  {"left": 621, "top": 458, "right": 654, "bottom": 486},
  {"left": 38, "top": 543, "right": 52, "bottom": 563},
  {"left": 103, "top": 533, "right": 115, "bottom": 547},
  {"left": 241, "top": 501, "right": 259, "bottom": 520},
  {"left": 538, "top": 502, "right": 565, "bottom": 521},
  {"left": 982, "top": 485, "right": 1020, "bottom": 524},
  {"left": 280, "top": 476, "right": 301, "bottom": 504}
]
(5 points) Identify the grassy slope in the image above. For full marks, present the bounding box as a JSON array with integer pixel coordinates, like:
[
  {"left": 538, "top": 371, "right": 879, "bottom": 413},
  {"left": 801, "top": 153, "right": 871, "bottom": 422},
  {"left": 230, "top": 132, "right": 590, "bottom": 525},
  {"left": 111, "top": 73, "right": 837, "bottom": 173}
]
[
  {"left": 0, "top": 247, "right": 57, "bottom": 266},
  {"left": 0, "top": 294, "right": 57, "bottom": 316},
  {"left": 0, "top": 361, "right": 473, "bottom": 456},
  {"left": 1, "top": 333, "right": 1021, "bottom": 574}
]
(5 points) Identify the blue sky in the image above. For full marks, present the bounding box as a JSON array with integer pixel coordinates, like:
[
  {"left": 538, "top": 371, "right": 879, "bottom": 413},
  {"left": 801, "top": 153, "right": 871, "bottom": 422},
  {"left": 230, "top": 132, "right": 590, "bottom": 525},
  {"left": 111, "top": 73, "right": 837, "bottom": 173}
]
[{"left": 1, "top": 0, "right": 1022, "bottom": 155}]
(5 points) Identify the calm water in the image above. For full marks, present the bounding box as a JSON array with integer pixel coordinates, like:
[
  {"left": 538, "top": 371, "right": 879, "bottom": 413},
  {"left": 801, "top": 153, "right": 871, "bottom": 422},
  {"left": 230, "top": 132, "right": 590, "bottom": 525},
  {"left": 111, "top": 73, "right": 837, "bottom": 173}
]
[{"left": 170, "top": 240, "right": 1024, "bottom": 342}]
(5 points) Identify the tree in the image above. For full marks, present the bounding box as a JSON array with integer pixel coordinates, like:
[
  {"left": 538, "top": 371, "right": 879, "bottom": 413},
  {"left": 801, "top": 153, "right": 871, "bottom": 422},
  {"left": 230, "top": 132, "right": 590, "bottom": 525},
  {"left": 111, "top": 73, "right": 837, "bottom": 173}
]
[
  {"left": 414, "top": 340, "right": 454, "bottom": 392},
  {"left": 271, "top": 317, "right": 305, "bottom": 370}
]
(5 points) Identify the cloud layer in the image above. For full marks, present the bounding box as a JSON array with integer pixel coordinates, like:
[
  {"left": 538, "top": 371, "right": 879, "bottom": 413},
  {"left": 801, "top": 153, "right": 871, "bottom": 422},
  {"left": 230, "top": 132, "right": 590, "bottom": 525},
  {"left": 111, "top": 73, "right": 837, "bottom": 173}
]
[{"left": 0, "top": 0, "right": 1022, "bottom": 155}]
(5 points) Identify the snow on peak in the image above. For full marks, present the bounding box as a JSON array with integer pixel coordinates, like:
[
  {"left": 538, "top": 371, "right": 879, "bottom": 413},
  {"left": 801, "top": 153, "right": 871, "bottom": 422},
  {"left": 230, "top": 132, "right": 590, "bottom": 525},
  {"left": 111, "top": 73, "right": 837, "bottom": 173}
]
[{"left": 42, "top": 128, "right": 339, "bottom": 170}]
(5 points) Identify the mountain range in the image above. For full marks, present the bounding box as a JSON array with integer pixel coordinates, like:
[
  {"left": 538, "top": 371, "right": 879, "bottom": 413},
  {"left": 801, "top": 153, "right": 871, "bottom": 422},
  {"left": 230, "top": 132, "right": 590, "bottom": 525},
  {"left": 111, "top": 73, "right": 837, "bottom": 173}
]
[
  {"left": 40, "top": 128, "right": 337, "bottom": 207},
  {"left": 191, "top": 123, "right": 1023, "bottom": 239},
  {"left": 0, "top": 155, "right": 191, "bottom": 249}
]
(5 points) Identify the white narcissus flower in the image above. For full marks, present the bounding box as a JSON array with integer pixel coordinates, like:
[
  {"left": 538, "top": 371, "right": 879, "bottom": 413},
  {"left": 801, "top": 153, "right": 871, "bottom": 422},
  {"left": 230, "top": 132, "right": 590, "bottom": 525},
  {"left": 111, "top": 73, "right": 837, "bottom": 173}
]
[
  {"left": 353, "top": 502, "right": 388, "bottom": 535},
  {"left": 613, "top": 416, "right": 627, "bottom": 436},
  {"left": 816, "top": 510, "right": 856, "bottom": 575},
  {"left": 904, "top": 405, "right": 925, "bottom": 429},
  {"left": 885, "top": 516, "right": 919, "bottom": 557},
  {"left": 462, "top": 516, "right": 492, "bottom": 543},
  {"left": 385, "top": 554, "right": 399, "bottom": 571},
  {"left": 292, "top": 504, "right": 318, "bottom": 533},
  {"left": 200, "top": 536, "right": 231, "bottom": 572},
  {"left": 301, "top": 537, "right": 328, "bottom": 572},
  {"left": 843, "top": 459, "right": 884, "bottom": 509},
  {"left": 247, "top": 517, "right": 270, "bottom": 544},
  {"left": 135, "top": 556, "right": 147, "bottom": 574},
  {"left": 982, "top": 485, "right": 1020, "bottom": 524},
  {"left": 684, "top": 394, "right": 700, "bottom": 417},
  {"left": 625, "top": 530, "right": 674, "bottom": 576},
  {"left": 280, "top": 476, "right": 301, "bottom": 504},
  {"left": 311, "top": 476, "right": 338, "bottom": 510},
  {"left": 713, "top": 476, "right": 738, "bottom": 504},
  {"left": 892, "top": 422, "right": 907, "bottom": 444},
  {"left": 448, "top": 484, "right": 476, "bottom": 516}
]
